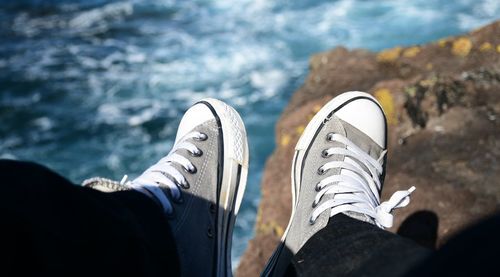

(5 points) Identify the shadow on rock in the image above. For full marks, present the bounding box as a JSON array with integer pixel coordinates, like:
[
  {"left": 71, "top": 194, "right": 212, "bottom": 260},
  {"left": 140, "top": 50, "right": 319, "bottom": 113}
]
[{"left": 397, "top": 210, "right": 438, "bottom": 250}]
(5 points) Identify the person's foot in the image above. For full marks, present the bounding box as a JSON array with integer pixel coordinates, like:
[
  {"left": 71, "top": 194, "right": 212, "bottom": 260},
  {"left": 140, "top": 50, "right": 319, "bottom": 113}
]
[
  {"left": 124, "top": 99, "right": 248, "bottom": 277},
  {"left": 262, "top": 91, "right": 415, "bottom": 276}
]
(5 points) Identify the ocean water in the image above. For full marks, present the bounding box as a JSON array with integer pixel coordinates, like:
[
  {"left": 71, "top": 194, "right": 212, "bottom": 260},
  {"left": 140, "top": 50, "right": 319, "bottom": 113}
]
[{"left": 1, "top": 0, "right": 499, "bottom": 267}]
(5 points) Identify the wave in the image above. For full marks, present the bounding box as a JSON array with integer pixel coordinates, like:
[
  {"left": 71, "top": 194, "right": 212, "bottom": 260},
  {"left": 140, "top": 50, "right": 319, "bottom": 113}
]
[{"left": 1, "top": 0, "right": 499, "bottom": 266}]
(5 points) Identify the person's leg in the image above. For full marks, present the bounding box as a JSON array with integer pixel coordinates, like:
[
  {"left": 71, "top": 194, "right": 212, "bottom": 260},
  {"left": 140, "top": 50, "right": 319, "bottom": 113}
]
[
  {"left": 287, "top": 214, "right": 430, "bottom": 276},
  {"left": 1, "top": 159, "right": 178, "bottom": 277},
  {"left": 283, "top": 203, "right": 500, "bottom": 277}
]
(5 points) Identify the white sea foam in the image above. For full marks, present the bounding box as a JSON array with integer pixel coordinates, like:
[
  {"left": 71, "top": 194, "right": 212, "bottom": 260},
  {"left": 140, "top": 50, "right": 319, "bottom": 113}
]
[
  {"left": 250, "top": 69, "right": 288, "bottom": 98},
  {"left": 33, "top": 117, "right": 55, "bottom": 131},
  {"left": 458, "top": 0, "right": 500, "bottom": 31},
  {"left": 0, "top": 153, "right": 18, "bottom": 160},
  {"left": 2, "top": 0, "right": 499, "bottom": 266},
  {"left": 96, "top": 98, "right": 165, "bottom": 127},
  {"left": 127, "top": 102, "right": 162, "bottom": 127},
  {"left": 69, "top": 2, "right": 133, "bottom": 29}
]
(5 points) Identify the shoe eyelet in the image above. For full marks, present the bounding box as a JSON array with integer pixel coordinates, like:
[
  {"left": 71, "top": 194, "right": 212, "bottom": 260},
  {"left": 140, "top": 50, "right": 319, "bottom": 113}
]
[
  {"left": 317, "top": 167, "right": 326, "bottom": 175},
  {"left": 179, "top": 181, "right": 190, "bottom": 189},
  {"left": 315, "top": 184, "right": 321, "bottom": 192},
  {"left": 184, "top": 166, "right": 197, "bottom": 174},
  {"left": 207, "top": 226, "right": 214, "bottom": 238},
  {"left": 195, "top": 133, "right": 208, "bottom": 141},
  {"left": 312, "top": 201, "right": 317, "bottom": 208},
  {"left": 173, "top": 178, "right": 190, "bottom": 189},
  {"left": 190, "top": 149, "right": 203, "bottom": 157},
  {"left": 321, "top": 149, "right": 330, "bottom": 158},
  {"left": 309, "top": 217, "right": 316, "bottom": 225},
  {"left": 326, "top": 133, "right": 334, "bottom": 141}
]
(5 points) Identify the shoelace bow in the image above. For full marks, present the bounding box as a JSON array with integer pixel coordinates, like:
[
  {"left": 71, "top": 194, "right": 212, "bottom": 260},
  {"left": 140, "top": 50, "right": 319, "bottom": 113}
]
[
  {"left": 311, "top": 133, "right": 415, "bottom": 228},
  {"left": 124, "top": 131, "right": 207, "bottom": 214}
]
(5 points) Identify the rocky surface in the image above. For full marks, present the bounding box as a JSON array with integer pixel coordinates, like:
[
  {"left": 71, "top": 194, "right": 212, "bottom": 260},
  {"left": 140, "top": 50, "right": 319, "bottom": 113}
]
[{"left": 237, "top": 21, "right": 500, "bottom": 276}]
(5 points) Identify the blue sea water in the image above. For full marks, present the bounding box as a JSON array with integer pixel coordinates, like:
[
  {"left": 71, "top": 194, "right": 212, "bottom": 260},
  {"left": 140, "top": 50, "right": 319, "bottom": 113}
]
[{"left": 1, "top": 0, "right": 499, "bottom": 267}]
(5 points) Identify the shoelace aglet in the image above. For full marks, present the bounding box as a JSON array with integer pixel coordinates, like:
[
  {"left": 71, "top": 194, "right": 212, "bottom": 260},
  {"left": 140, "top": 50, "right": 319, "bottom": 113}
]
[
  {"left": 384, "top": 186, "right": 416, "bottom": 209},
  {"left": 120, "top": 175, "right": 128, "bottom": 185},
  {"left": 377, "top": 150, "right": 388, "bottom": 164}
]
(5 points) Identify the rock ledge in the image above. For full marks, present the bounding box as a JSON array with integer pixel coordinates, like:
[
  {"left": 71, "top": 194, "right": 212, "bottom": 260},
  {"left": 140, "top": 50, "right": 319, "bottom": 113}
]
[{"left": 237, "top": 21, "right": 500, "bottom": 277}]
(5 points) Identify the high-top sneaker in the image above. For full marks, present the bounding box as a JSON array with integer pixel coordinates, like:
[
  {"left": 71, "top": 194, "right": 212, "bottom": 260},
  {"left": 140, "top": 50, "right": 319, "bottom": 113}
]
[{"left": 262, "top": 91, "right": 414, "bottom": 276}]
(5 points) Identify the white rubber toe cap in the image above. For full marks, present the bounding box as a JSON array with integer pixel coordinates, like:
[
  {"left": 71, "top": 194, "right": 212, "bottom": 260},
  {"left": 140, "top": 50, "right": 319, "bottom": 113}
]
[
  {"left": 335, "top": 97, "right": 387, "bottom": 148},
  {"left": 175, "top": 102, "right": 215, "bottom": 143}
]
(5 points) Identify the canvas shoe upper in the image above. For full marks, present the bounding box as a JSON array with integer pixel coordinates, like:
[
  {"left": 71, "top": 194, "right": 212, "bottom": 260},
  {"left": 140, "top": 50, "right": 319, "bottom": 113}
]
[{"left": 262, "top": 91, "right": 415, "bottom": 277}]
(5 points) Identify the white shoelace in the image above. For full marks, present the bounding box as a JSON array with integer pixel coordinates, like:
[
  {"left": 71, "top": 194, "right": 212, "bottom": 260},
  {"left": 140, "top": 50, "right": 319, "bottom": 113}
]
[
  {"left": 124, "top": 131, "right": 207, "bottom": 214},
  {"left": 310, "top": 133, "right": 415, "bottom": 228}
]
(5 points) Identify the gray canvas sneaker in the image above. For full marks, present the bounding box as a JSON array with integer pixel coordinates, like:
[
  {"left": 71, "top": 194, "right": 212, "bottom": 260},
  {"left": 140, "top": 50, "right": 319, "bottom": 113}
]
[
  {"left": 86, "top": 99, "right": 248, "bottom": 277},
  {"left": 262, "top": 91, "right": 415, "bottom": 277}
]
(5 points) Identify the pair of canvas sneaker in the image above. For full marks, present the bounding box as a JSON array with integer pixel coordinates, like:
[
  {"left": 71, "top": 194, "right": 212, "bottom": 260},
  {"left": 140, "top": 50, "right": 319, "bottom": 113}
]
[{"left": 85, "top": 92, "right": 415, "bottom": 276}]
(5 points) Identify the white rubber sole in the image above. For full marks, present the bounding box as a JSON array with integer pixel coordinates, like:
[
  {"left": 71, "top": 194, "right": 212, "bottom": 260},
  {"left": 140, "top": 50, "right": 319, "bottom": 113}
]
[
  {"left": 200, "top": 98, "right": 249, "bottom": 277},
  {"left": 262, "top": 91, "right": 382, "bottom": 276}
]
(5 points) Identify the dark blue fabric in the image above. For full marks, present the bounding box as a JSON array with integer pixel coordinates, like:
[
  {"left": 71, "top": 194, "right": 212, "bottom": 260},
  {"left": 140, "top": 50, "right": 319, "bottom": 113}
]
[
  {"left": 287, "top": 214, "right": 430, "bottom": 276},
  {"left": 1, "top": 160, "right": 179, "bottom": 277},
  {"left": 287, "top": 212, "right": 500, "bottom": 277},
  {"left": 3, "top": 159, "right": 500, "bottom": 277}
]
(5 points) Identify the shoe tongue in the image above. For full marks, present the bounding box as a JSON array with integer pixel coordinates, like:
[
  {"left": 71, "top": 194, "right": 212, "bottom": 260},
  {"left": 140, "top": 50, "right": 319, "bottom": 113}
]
[
  {"left": 337, "top": 118, "right": 385, "bottom": 160},
  {"left": 325, "top": 119, "right": 384, "bottom": 226},
  {"left": 311, "top": 117, "right": 385, "bottom": 227},
  {"left": 342, "top": 211, "right": 376, "bottom": 225}
]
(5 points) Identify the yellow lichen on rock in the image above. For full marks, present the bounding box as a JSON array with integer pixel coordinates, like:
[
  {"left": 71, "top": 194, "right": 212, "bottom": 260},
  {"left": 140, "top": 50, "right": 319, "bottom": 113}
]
[
  {"left": 257, "top": 220, "right": 284, "bottom": 237},
  {"left": 377, "top": 47, "right": 402, "bottom": 63},
  {"left": 420, "top": 77, "right": 437, "bottom": 87},
  {"left": 426, "top": 63, "right": 434, "bottom": 70},
  {"left": 438, "top": 38, "right": 448, "bottom": 47},
  {"left": 295, "top": 125, "right": 305, "bottom": 135},
  {"left": 479, "top": 42, "right": 493, "bottom": 52},
  {"left": 306, "top": 105, "right": 322, "bottom": 121},
  {"left": 256, "top": 208, "right": 284, "bottom": 237},
  {"left": 497, "top": 44, "right": 500, "bottom": 53},
  {"left": 405, "top": 86, "right": 417, "bottom": 98},
  {"left": 374, "top": 88, "right": 397, "bottom": 125},
  {"left": 280, "top": 134, "right": 291, "bottom": 147},
  {"left": 452, "top": 38, "right": 472, "bottom": 57},
  {"left": 403, "top": 46, "right": 421, "bottom": 58}
]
